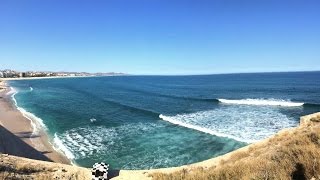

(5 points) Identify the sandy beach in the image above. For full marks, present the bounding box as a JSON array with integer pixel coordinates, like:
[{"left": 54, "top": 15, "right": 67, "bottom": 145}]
[{"left": 0, "top": 79, "right": 70, "bottom": 164}]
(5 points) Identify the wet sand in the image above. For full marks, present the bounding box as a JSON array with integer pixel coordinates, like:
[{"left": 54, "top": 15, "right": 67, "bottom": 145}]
[{"left": 0, "top": 80, "right": 70, "bottom": 164}]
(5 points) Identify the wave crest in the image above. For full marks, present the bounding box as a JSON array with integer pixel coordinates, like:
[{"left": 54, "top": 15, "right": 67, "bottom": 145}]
[
  {"left": 159, "top": 105, "right": 297, "bottom": 143},
  {"left": 218, "top": 98, "right": 304, "bottom": 107},
  {"left": 159, "top": 114, "right": 244, "bottom": 142}
]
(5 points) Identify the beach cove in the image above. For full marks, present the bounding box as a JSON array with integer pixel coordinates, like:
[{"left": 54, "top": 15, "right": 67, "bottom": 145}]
[{"left": 0, "top": 79, "right": 70, "bottom": 164}]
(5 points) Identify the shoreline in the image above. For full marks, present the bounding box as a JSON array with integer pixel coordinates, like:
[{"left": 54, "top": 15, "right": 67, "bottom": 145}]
[
  {"left": 0, "top": 80, "right": 70, "bottom": 164},
  {"left": 1, "top": 112, "right": 319, "bottom": 179},
  {"left": 1, "top": 77, "right": 320, "bottom": 179},
  {"left": 2, "top": 75, "right": 96, "bottom": 81}
]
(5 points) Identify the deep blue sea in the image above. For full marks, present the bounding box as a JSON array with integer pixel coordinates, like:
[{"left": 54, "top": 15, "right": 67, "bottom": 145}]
[{"left": 8, "top": 72, "right": 320, "bottom": 169}]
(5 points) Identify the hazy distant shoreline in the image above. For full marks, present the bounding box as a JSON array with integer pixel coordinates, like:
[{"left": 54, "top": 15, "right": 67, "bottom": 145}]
[{"left": 1, "top": 75, "right": 96, "bottom": 81}]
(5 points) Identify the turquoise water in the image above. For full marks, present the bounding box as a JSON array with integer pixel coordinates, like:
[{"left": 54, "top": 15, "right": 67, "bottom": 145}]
[{"left": 9, "top": 72, "right": 320, "bottom": 169}]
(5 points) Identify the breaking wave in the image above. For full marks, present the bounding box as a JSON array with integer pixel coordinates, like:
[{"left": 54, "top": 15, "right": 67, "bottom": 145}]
[
  {"left": 53, "top": 133, "right": 76, "bottom": 160},
  {"left": 54, "top": 123, "right": 168, "bottom": 169},
  {"left": 6, "top": 87, "right": 17, "bottom": 95},
  {"left": 10, "top": 87, "right": 46, "bottom": 135},
  {"left": 159, "top": 105, "right": 298, "bottom": 143},
  {"left": 159, "top": 114, "right": 244, "bottom": 142},
  {"left": 218, "top": 98, "right": 304, "bottom": 107}
]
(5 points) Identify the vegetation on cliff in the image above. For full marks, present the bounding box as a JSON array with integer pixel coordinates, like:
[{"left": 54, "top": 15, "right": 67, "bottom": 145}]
[{"left": 0, "top": 154, "right": 90, "bottom": 180}]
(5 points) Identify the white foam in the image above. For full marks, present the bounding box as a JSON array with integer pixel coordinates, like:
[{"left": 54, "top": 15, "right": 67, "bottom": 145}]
[
  {"left": 6, "top": 87, "right": 17, "bottom": 95},
  {"left": 56, "top": 123, "right": 162, "bottom": 161},
  {"left": 159, "top": 114, "right": 244, "bottom": 142},
  {"left": 90, "top": 118, "right": 96, "bottom": 123},
  {"left": 16, "top": 107, "right": 47, "bottom": 134},
  {"left": 11, "top": 89, "right": 18, "bottom": 106},
  {"left": 159, "top": 105, "right": 298, "bottom": 143},
  {"left": 53, "top": 133, "right": 76, "bottom": 159},
  {"left": 7, "top": 86, "right": 75, "bottom": 163},
  {"left": 30, "top": 87, "right": 33, "bottom": 92},
  {"left": 56, "top": 127, "right": 115, "bottom": 159},
  {"left": 10, "top": 88, "right": 46, "bottom": 135},
  {"left": 218, "top": 98, "right": 304, "bottom": 107}
]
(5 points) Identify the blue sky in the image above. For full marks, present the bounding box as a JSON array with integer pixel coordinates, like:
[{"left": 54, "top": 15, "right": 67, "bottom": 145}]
[{"left": 0, "top": 0, "right": 319, "bottom": 75}]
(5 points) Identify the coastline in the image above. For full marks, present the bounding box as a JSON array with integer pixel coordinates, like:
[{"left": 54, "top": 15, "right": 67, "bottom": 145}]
[
  {"left": 2, "top": 75, "right": 96, "bottom": 81},
  {"left": 1, "top": 77, "right": 319, "bottom": 179},
  {"left": 2, "top": 112, "right": 318, "bottom": 180},
  {"left": 0, "top": 79, "right": 70, "bottom": 164}
]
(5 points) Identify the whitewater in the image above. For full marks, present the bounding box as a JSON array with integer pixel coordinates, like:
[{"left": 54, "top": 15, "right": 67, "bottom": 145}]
[
  {"left": 7, "top": 72, "right": 320, "bottom": 169},
  {"left": 218, "top": 98, "right": 304, "bottom": 107},
  {"left": 159, "top": 99, "right": 299, "bottom": 143}
]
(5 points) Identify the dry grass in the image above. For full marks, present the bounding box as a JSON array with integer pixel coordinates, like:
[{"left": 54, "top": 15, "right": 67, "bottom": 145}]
[
  {"left": 152, "top": 122, "right": 320, "bottom": 180},
  {"left": 0, "top": 154, "right": 90, "bottom": 180},
  {"left": 310, "top": 115, "right": 320, "bottom": 122}
]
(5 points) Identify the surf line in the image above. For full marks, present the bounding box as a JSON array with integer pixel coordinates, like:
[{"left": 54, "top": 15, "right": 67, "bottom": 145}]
[
  {"left": 217, "top": 98, "right": 304, "bottom": 107},
  {"left": 159, "top": 114, "right": 252, "bottom": 143}
]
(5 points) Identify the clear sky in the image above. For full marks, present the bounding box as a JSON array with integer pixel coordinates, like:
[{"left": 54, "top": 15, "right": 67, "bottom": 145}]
[{"left": 0, "top": 0, "right": 319, "bottom": 75}]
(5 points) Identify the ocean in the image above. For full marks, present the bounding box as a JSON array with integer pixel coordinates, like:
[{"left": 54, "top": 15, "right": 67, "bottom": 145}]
[{"left": 8, "top": 72, "right": 320, "bottom": 169}]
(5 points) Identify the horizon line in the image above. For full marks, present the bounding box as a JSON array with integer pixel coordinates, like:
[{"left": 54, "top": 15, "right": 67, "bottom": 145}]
[
  {"left": 2, "top": 69, "right": 320, "bottom": 77},
  {"left": 130, "top": 70, "right": 320, "bottom": 76}
]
